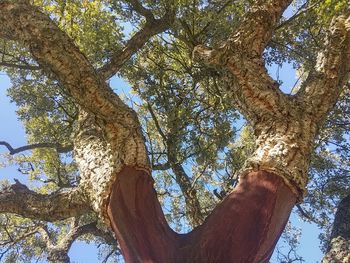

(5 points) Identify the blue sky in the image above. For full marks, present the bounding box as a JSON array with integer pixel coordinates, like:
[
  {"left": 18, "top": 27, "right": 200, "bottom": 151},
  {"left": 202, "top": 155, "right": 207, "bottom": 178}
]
[{"left": 0, "top": 67, "right": 324, "bottom": 262}]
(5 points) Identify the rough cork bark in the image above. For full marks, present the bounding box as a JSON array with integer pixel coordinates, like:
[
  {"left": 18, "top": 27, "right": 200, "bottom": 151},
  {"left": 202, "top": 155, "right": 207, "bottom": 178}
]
[
  {"left": 0, "top": 1, "right": 350, "bottom": 262},
  {"left": 0, "top": 182, "right": 88, "bottom": 221},
  {"left": 322, "top": 194, "right": 350, "bottom": 262}
]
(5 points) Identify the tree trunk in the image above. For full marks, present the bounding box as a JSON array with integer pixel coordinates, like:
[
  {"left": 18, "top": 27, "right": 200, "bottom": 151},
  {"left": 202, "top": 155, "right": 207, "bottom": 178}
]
[
  {"left": 171, "top": 163, "right": 204, "bottom": 227},
  {"left": 107, "top": 167, "right": 296, "bottom": 262},
  {"left": 1, "top": 2, "right": 349, "bottom": 263},
  {"left": 322, "top": 193, "right": 350, "bottom": 262},
  {"left": 107, "top": 166, "right": 178, "bottom": 262}
]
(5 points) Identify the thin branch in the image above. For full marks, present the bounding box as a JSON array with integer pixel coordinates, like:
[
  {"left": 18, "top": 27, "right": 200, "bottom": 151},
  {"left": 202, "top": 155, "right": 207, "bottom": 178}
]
[
  {"left": 275, "top": 1, "right": 321, "bottom": 30},
  {"left": 0, "top": 61, "right": 41, "bottom": 70},
  {"left": 102, "top": 249, "right": 115, "bottom": 263},
  {"left": 37, "top": 219, "right": 118, "bottom": 263},
  {"left": 0, "top": 141, "right": 73, "bottom": 155},
  {"left": 270, "top": 39, "right": 312, "bottom": 62},
  {"left": 98, "top": 0, "right": 175, "bottom": 80},
  {"left": 125, "top": 0, "right": 155, "bottom": 21},
  {"left": 195, "top": 0, "right": 233, "bottom": 40},
  {"left": 37, "top": 225, "right": 53, "bottom": 247},
  {"left": 0, "top": 246, "right": 11, "bottom": 261},
  {"left": 146, "top": 102, "right": 167, "bottom": 142},
  {"left": 60, "top": 221, "right": 100, "bottom": 250},
  {"left": 56, "top": 220, "right": 117, "bottom": 253},
  {"left": 1, "top": 227, "right": 39, "bottom": 247},
  {"left": 296, "top": 204, "right": 313, "bottom": 221}
]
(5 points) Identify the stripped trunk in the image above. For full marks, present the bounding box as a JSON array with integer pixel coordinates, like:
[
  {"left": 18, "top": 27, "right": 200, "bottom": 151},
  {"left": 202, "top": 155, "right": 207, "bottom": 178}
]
[
  {"left": 1, "top": 2, "right": 349, "bottom": 263},
  {"left": 107, "top": 168, "right": 295, "bottom": 262},
  {"left": 102, "top": 110, "right": 316, "bottom": 262}
]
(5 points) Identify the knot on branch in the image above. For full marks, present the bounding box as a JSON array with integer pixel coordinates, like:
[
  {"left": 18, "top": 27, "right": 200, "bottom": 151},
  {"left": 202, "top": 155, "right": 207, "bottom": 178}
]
[
  {"left": 1, "top": 179, "right": 30, "bottom": 193},
  {"left": 192, "top": 45, "right": 216, "bottom": 65},
  {"left": 11, "top": 179, "right": 30, "bottom": 191},
  {"left": 332, "top": 14, "right": 350, "bottom": 33}
]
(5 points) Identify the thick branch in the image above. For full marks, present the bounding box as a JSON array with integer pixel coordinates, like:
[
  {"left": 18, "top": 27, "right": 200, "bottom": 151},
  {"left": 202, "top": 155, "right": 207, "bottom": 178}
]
[
  {"left": 56, "top": 221, "right": 100, "bottom": 251},
  {"left": 229, "top": 0, "right": 293, "bottom": 56},
  {"left": 98, "top": 1, "right": 175, "bottom": 80},
  {"left": 0, "top": 181, "right": 89, "bottom": 221},
  {"left": 193, "top": 0, "right": 292, "bottom": 59},
  {"left": 125, "top": 0, "right": 156, "bottom": 21},
  {"left": 0, "top": 61, "right": 41, "bottom": 70},
  {"left": 330, "top": 194, "right": 350, "bottom": 242},
  {"left": 193, "top": 0, "right": 293, "bottom": 121},
  {"left": 0, "top": 141, "right": 73, "bottom": 154},
  {"left": 298, "top": 14, "right": 350, "bottom": 122},
  {"left": 0, "top": 1, "right": 131, "bottom": 122},
  {"left": 39, "top": 219, "right": 117, "bottom": 263}
]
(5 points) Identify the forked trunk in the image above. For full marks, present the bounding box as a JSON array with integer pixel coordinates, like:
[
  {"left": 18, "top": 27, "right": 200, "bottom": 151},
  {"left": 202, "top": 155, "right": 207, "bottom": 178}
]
[{"left": 107, "top": 167, "right": 296, "bottom": 263}]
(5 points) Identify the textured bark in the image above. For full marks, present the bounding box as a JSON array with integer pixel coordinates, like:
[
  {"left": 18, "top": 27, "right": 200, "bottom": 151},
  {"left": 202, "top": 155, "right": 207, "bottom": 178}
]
[
  {"left": 0, "top": 1, "right": 151, "bottom": 219},
  {"left": 299, "top": 15, "right": 350, "bottom": 121},
  {"left": 0, "top": 1, "right": 142, "bottom": 123},
  {"left": 241, "top": 113, "right": 317, "bottom": 198},
  {"left": 107, "top": 168, "right": 295, "bottom": 262},
  {"left": 193, "top": 2, "right": 350, "bottom": 199},
  {"left": 193, "top": 0, "right": 294, "bottom": 120},
  {"left": 1, "top": 1, "right": 350, "bottom": 262},
  {"left": 192, "top": 0, "right": 311, "bottom": 198},
  {"left": 322, "top": 194, "right": 350, "bottom": 262},
  {"left": 74, "top": 110, "right": 149, "bottom": 221},
  {"left": 0, "top": 182, "right": 89, "bottom": 221}
]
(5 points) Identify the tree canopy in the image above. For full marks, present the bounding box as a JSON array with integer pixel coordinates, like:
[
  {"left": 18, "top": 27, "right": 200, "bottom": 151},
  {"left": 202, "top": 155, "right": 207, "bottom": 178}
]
[{"left": 0, "top": 0, "right": 350, "bottom": 262}]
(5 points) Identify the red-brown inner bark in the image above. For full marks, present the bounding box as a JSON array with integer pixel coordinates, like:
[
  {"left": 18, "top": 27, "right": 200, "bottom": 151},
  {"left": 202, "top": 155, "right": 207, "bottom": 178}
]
[{"left": 107, "top": 166, "right": 296, "bottom": 263}]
